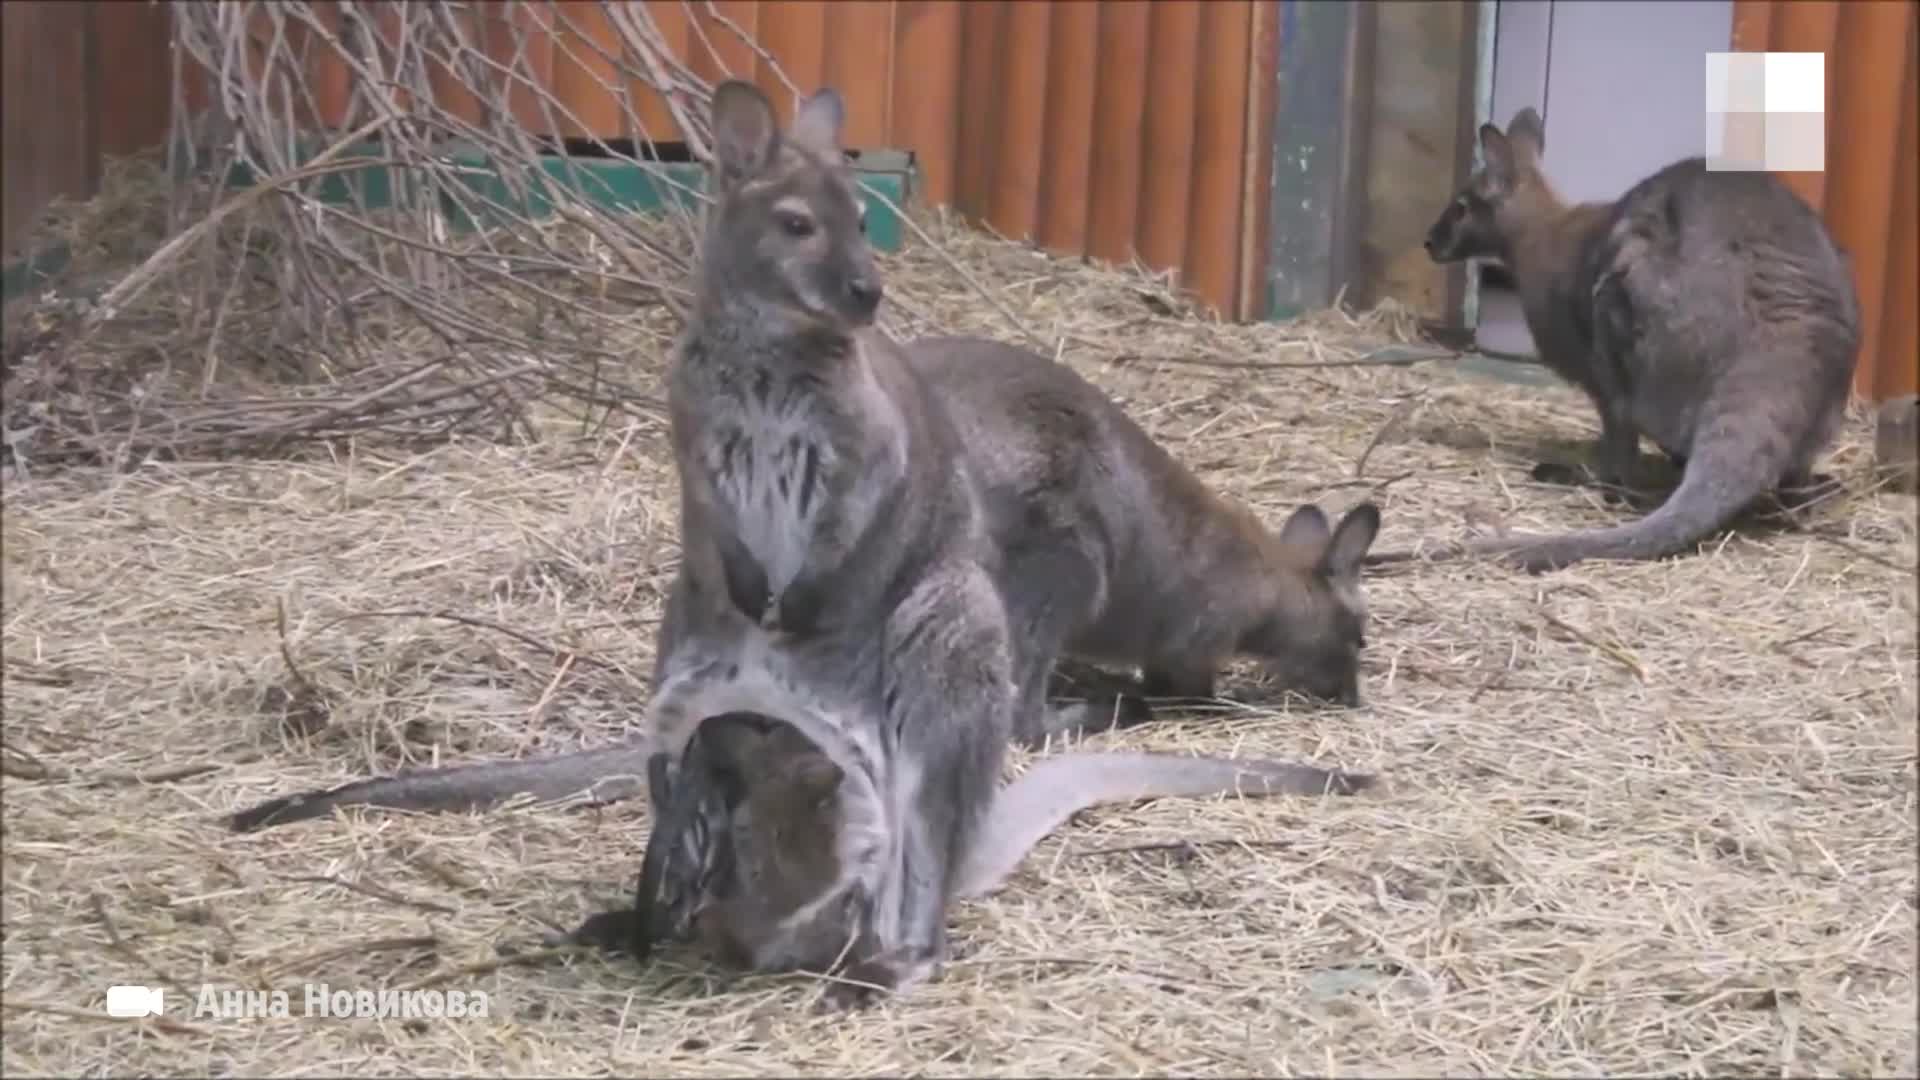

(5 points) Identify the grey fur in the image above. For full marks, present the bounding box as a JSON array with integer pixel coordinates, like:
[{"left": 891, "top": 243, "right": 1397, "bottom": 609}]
[
  {"left": 627, "top": 77, "right": 1019, "bottom": 1005},
  {"left": 906, "top": 335, "right": 1380, "bottom": 708},
  {"left": 614, "top": 332, "right": 1386, "bottom": 999},
  {"left": 225, "top": 745, "right": 652, "bottom": 832},
  {"left": 1370, "top": 107, "right": 1860, "bottom": 574},
  {"left": 955, "top": 750, "right": 1371, "bottom": 899}
]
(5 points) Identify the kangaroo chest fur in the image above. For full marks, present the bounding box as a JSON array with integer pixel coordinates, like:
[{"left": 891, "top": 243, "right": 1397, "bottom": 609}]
[
  {"left": 699, "top": 380, "right": 842, "bottom": 595},
  {"left": 674, "top": 330, "right": 908, "bottom": 609}
]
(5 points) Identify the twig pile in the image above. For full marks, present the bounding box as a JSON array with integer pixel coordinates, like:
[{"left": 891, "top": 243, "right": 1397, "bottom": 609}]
[{"left": 1, "top": 1, "right": 1011, "bottom": 473}]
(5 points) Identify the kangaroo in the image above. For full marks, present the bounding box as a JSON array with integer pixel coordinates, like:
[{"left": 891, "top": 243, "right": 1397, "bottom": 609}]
[
  {"left": 227, "top": 83, "right": 1377, "bottom": 1010},
  {"left": 584, "top": 421, "right": 1382, "bottom": 980},
  {"left": 542, "top": 76, "right": 1024, "bottom": 1006},
  {"left": 566, "top": 707, "right": 1373, "bottom": 1006},
  {"left": 1366, "top": 107, "right": 1860, "bottom": 574},
  {"left": 222, "top": 362, "right": 1376, "bottom": 831},
  {"left": 233, "top": 79, "right": 1082, "bottom": 1000},
  {"left": 906, "top": 335, "right": 1380, "bottom": 706}
]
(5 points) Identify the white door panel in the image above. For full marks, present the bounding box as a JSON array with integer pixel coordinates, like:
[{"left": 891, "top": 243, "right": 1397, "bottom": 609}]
[{"left": 1476, "top": 0, "right": 1734, "bottom": 359}]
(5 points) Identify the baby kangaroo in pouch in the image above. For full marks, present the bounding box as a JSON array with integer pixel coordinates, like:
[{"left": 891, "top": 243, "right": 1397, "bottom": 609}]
[
  {"left": 567, "top": 712, "right": 874, "bottom": 975},
  {"left": 1369, "top": 107, "right": 1859, "bottom": 574},
  {"left": 579, "top": 705, "right": 1374, "bottom": 1010}
]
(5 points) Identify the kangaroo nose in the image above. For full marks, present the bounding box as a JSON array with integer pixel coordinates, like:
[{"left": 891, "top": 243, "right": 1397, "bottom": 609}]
[{"left": 847, "top": 276, "right": 883, "bottom": 315}]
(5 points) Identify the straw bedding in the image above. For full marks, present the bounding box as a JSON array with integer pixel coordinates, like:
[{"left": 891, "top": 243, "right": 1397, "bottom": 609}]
[{"left": 3, "top": 178, "right": 1915, "bottom": 1078}]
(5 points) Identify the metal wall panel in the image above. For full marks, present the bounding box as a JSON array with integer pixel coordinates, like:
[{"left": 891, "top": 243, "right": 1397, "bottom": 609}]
[
  {"left": 12, "top": 2, "right": 1271, "bottom": 321},
  {"left": 1733, "top": 0, "right": 1918, "bottom": 403},
  {"left": 2, "top": 2, "right": 98, "bottom": 256}
]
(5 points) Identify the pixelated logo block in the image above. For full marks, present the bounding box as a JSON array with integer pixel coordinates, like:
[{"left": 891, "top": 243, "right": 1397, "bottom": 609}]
[{"left": 1706, "top": 51, "right": 1825, "bottom": 172}]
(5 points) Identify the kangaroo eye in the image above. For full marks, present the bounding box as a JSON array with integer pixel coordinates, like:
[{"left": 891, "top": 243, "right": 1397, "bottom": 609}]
[{"left": 778, "top": 212, "right": 816, "bottom": 238}]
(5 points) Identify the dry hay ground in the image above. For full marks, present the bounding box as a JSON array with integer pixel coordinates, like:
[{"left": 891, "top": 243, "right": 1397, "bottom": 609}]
[{"left": 3, "top": 207, "right": 1917, "bottom": 1078}]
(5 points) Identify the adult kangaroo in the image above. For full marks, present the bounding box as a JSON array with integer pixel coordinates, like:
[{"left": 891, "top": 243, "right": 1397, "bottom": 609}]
[
  {"left": 1368, "top": 107, "right": 1860, "bottom": 574},
  {"left": 904, "top": 334, "right": 1380, "bottom": 708}
]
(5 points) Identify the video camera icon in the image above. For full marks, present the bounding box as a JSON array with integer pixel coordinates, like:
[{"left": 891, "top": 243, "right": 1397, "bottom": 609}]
[{"left": 105, "top": 985, "right": 165, "bottom": 1018}]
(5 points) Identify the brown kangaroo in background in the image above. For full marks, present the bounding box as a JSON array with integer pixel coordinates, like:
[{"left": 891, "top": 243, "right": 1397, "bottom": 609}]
[
  {"left": 904, "top": 335, "right": 1380, "bottom": 710},
  {"left": 1367, "top": 107, "right": 1860, "bottom": 574}
]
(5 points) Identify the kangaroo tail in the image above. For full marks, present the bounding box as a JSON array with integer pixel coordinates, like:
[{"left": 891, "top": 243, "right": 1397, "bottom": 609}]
[
  {"left": 1366, "top": 413, "right": 1796, "bottom": 572},
  {"left": 226, "top": 744, "right": 654, "bottom": 833},
  {"left": 955, "top": 752, "right": 1373, "bottom": 899},
  {"left": 1471, "top": 422, "right": 1789, "bottom": 570}
]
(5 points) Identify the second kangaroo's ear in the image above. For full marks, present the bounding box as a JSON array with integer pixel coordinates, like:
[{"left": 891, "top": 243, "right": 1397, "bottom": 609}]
[
  {"left": 709, "top": 79, "right": 780, "bottom": 187},
  {"left": 1277, "top": 504, "right": 1333, "bottom": 550},
  {"left": 1479, "top": 122, "right": 1515, "bottom": 190},
  {"left": 1506, "top": 106, "right": 1545, "bottom": 165},
  {"left": 1321, "top": 502, "right": 1382, "bottom": 580},
  {"left": 789, "top": 87, "right": 847, "bottom": 156}
]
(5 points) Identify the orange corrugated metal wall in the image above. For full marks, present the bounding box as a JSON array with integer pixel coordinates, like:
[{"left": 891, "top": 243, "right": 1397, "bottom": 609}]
[
  {"left": 14, "top": 3, "right": 1274, "bottom": 318},
  {"left": 947, "top": 1, "right": 1275, "bottom": 319},
  {"left": 1732, "top": 0, "right": 1919, "bottom": 404},
  {"left": 1, "top": 1, "right": 172, "bottom": 256}
]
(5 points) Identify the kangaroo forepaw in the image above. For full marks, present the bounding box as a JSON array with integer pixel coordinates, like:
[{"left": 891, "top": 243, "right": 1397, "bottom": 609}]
[
  {"left": 1112, "top": 693, "right": 1155, "bottom": 730},
  {"left": 816, "top": 970, "right": 892, "bottom": 1012},
  {"left": 1530, "top": 460, "right": 1662, "bottom": 509},
  {"left": 1528, "top": 460, "right": 1591, "bottom": 488},
  {"left": 766, "top": 579, "right": 827, "bottom": 636},
  {"left": 551, "top": 907, "right": 646, "bottom": 957},
  {"left": 718, "top": 537, "right": 773, "bottom": 626},
  {"left": 1769, "top": 471, "right": 1842, "bottom": 516},
  {"left": 1501, "top": 546, "right": 1581, "bottom": 575},
  {"left": 815, "top": 948, "right": 939, "bottom": 1012},
  {"left": 1023, "top": 694, "right": 1158, "bottom": 748}
]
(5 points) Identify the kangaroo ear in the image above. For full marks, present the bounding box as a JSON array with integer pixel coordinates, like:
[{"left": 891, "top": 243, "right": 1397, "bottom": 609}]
[
  {"left": 1479, "top": 122, "right": 1515, "bottom": 190},
  {"left": 1506, "top": 106, "right": 1545, "bottom": 169},
  {"left": 1321, "top": 502, "right": 1382, "bottom": 579},
  {"left": 789, "top": 87, "right": 846, "bottom": 156},
  {"left": 709, "top": 79, "right": 780, "bottom": 186},
  {"left": 1277, "top": 503, "right": 1332, "bottom": 550}
]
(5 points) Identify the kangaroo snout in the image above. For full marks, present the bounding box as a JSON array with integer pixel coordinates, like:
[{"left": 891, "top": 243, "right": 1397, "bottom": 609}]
[{"left": 846, "top": 275, "right": 883, "bottom": 321}]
